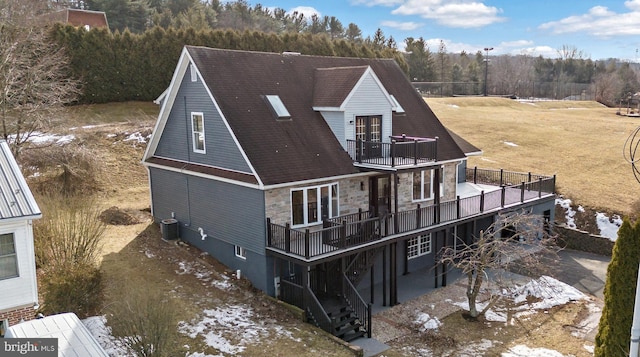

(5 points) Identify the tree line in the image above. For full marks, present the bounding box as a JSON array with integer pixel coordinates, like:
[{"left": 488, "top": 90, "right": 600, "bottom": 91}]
[
  {"left": 47, "top": 0, "right": 639, "bottom": 106},
  {"left": 49, "top": 24, "right": 403, "bottom": 104}
]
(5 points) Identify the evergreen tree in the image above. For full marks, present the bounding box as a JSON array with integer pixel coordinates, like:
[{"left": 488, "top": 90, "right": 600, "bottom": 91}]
[{"left": 595, "top": 219, "right": 640, "bottom": 356}]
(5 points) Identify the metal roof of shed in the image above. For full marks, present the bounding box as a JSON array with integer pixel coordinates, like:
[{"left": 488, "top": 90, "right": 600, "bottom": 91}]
[
  {"left": 5, "top": 313, "right": 109, "bottom": 357},
  {"left": 0, "top": 141, "right": 41, "bottom": 221}
]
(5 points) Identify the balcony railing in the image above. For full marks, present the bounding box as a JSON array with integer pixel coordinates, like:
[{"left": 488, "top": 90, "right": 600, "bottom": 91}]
[
  {"left": 346, "top": 137, "right": 437, "bottom": 167},
  {"left": 267, "top": 167, "right": 556, "bottom": 260}
]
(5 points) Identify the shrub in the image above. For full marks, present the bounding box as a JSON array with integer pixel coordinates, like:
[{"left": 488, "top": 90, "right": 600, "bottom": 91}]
[
  {"left": 33, "top": 193, "right": 105, "bottom": 269},
  {"left": 105, "top": 280, "right": 180, "bottom": 357},
  {"left": 40, "top": 263, "right": 103, "bottom": 318}
]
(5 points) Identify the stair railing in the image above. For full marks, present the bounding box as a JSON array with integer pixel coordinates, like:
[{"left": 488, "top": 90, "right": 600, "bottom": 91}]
[
  {"left": 303, "top": 286, "right": 333, "bottom": 334},
  {"left": 342, "top": 273, "right": 372, "bottom": 338}
]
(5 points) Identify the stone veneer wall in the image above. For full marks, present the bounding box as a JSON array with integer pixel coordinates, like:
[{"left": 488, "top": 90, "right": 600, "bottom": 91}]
[
  {"left": 395, "top": 163, "right": 458, "bottom": 212},
  {"left": 264, "top": 176, "right": 369, "bottom": 226},
  {"left": 555, "top": 224, "right": 614, "bottom": 256},
  {"left": 0, "top": 304, "right": 35, "bottom": 326}
]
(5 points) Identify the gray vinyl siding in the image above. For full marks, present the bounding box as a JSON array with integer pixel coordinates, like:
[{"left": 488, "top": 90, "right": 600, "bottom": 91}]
[
  {"left": 179, "top": 227, "right": 274, "bottom": 294},
  {"left": 319, "top": 111, "right": 347, "bottom": 149},
  {"left": 149, "top": 167, "right": 266, "bottom": 254},
  {"left": 344, "top": 73, "right": 393, "bottom": 143},
  {"left": 155, "top": 68, "right": 252, "bottom": 173}
]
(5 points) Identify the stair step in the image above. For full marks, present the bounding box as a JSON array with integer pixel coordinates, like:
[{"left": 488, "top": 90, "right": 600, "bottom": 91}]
[
  {"left": 333, "top": 315, "right": 359, "bottom": 328},
  {"left": 328, "top": 308, "right": 353, "bottom": 320},
  {"left": 336, "top": 322, "right": 363, "bottom": 340},
  {"left": 342, "top": 329, "right": 366, "bottom": 342}
]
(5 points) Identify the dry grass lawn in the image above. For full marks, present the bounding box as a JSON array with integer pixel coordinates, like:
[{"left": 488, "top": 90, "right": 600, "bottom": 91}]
[{"left": 427, "top": 97, "right": 639, "bottom": 217}]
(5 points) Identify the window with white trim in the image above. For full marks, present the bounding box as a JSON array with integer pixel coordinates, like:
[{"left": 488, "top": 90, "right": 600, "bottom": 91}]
[
  {"left": 191, "top": 112, "right": 205, "bottom": 153},
  {"left": 412, "top": 168, "right": 444, "bottom": 201},
  {"left": 291, "top": 183, "right": 339, "bottom": 226},
  {"left": 0, "top": 233, "right": 18, "bottom": 280},
  {"left": 407, "top": 234, "right": 431, "bottom": 259},
  {"left": 235, "top": 245, "right": 246, "bottom": 259}
]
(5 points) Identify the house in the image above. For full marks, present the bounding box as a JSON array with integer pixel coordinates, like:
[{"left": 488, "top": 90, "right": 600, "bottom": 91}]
[
  {"left": 0, "top": 141, "right": 41, "bottom": 336},
  {"left": 144, "top": 46, "right": 556, "bottom": 341},
  {"left": 42, "top": 8, "right": 109, "bottom": 31}
]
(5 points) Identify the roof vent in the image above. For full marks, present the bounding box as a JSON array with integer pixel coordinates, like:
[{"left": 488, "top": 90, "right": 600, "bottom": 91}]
[{"left": 282, "top": 51, "right": 301, "bottom": 56}]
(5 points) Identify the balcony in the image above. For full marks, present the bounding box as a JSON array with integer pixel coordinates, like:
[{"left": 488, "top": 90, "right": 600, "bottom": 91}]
[
  {"left": 346, "top": 135, "right": 437, "bottom": 169},
  {"left": 266, "top": 168, "right": 556, "bottom": 261}
]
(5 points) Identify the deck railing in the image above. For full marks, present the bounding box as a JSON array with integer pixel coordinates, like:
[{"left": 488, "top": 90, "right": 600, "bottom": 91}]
[
  {"left": 267, "top": 167, "right": 556, "bottom": 260},
  {"left": 346, "top": 138, "right": 437, "bottom": 167}
]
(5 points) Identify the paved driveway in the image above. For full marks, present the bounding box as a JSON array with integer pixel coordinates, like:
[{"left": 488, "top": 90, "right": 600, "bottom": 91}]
[{"left": 554, "top": 249, "right": 610, "bottom": 299}]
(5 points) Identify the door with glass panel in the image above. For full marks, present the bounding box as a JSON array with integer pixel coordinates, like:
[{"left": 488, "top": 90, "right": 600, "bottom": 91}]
[{"left": 355, "top": 115, "right": 382, "bottom": 160}]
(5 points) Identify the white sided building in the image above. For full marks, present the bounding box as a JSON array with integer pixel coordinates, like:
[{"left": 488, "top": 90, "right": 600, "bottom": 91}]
[{"left": 0, "top": 140, "right": 41, "bottom": 334}]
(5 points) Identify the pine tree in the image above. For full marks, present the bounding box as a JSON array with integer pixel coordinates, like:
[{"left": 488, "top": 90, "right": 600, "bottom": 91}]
[{"left": 595, "top": 218, "right": 640, "bottom": 356}]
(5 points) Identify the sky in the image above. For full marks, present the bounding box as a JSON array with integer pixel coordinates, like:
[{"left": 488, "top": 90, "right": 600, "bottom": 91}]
[{"left": 250, "top": 0, "right": 640, "bottom": 61}]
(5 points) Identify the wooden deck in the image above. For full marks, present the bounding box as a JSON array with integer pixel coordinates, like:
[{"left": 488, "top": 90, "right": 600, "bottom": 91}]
[{"left": 267, "top": 168, "right": 556, "bottom": 261}]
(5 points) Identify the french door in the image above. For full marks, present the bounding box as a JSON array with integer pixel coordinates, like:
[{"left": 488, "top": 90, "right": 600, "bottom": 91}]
[{"left": 355, "top": 115, "right": 382, "bottom": 159}]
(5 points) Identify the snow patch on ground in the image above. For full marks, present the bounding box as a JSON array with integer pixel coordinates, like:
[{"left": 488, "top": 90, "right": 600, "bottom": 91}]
[
  {"left": 595, "top": 212, "right": 622, "bottom": 241},
  {"left": 453, "top": 276, "right": 588, "bottom": 325},
  {"left": 503, "top": 141, "right": 518, "bottom": 147},
  {"left": 178, "top": 305, "right": 300, "bottom": 356},
  {"left": 555, "top": 198, "right": 577, "bottom": 228},
  {"left": 175, "top": 260, "right": 233, "bottom": 290},
  {"left": 83, "top": 316, "right": 131, "bottom": 356},
  {"left": 415, "top": 312, "right": 442, "bottom": 331}
]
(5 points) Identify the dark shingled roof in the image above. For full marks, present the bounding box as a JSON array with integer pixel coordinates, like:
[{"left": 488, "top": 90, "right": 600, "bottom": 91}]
[
  {"left": 184, "top": 46, "right": 466, "bottom": 186},
  {"left": 313, "top": 66, "right": 367, "bottom": 108},
  {"left": 43, "top": 9, "right": 109, "bottom": 29}
]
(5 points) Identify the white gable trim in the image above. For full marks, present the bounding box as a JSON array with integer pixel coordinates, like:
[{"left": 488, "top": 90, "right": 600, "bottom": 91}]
[
  {"left": 340, "top": 66, "right": 395, "bottom": 111},
  {"left": 143, "top": 47, "right": 264, "bottom": 189}
]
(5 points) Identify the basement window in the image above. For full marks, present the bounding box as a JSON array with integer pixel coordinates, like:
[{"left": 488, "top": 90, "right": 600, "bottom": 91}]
[
  {"left": 235, "top": 245, "right": 247, "bottom": 260},
  {"left": 407, "top": 234, "right": 431, "bottom": 259},
  {"left": 265, "top": 95, "right": 291, "bottom": 119}
]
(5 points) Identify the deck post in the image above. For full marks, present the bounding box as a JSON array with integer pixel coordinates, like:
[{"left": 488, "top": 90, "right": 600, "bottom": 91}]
[
  {"left": 285, "top": 223, "right": 291, "bottom": 253},
  {"left": 501, "top": 186, "right": 506, "bottom": 207},
  {"left": 416, "top": 204, "right": 421, "bottom": 229},
  {"left": 500, "top": 169, "right": 504, "bottom": 186},
  {"left": 382, "top": 245, "right": 387, "bottom": 306},
  {"left": 367, "top": 303, "right": 373, "bottom": 338},
  {"left": 473, "top": 166, "right": 478, "bottom": 184},
  {"left": 266, "top": 218, "right": 272, "bottom": 246},
  {"left": 391, "top": 140, "right": 396, "bottom": 167},
  {"left": 434, "top": 231, "right": 439, "bottom": 288},
  {"left": 370, "top": 265, "right": 375, "bottom": 304},
  {"left": 304, "top": 229, "right": 310, "bottom": 259},
  {"left": 520, "top": 182, "right": 525, "bottom": 202},
  {"left": 390, "top": 242, "right": 398, "bottom": 306},
  {"left": 413, "top": 139, "right": 418, "bottom": 165},
  {"left": 340, "top": 221, "right": 347, "bottom": 249},
  {"left": 538, "top": 177, "right": 543, "bottom": 197},
  {"left": 456, "top": 196, "right": 461, "bottom": 219},
  {"left": 403, "top": 240, "right": 409, "bottom": 275},
  {"left": 480, "top": 191, "right": 485, "bottom": 212}
]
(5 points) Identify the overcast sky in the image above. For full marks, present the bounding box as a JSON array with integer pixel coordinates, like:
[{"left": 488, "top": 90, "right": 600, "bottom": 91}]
[{"left": 254, "top": 0, "right": 640, "bottom": 61}]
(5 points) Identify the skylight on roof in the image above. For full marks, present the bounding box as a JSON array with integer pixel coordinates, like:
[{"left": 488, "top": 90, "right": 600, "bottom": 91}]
[
  {"left": 390, "top": 95, "right": 405, "bottom": 113},
  {"left": 265, "top": 95, "right": 291, "bottom": 119}
]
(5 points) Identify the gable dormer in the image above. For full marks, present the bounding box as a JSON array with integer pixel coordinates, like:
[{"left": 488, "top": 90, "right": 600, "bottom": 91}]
[{"left": 312, "top": 66, "right": 401, "bottom": 151}]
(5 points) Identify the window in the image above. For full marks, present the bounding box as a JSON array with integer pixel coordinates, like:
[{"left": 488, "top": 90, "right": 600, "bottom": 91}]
[
  {"left": 412, "top": 168, "right": 444, "bottom": 201},
  {"left": 291, "top": 183, "right": 339, "bottom": 226},
  {"left": 235, "top": 245, "right": 246, "bottom": 259},
  {"left": 190, "top": 63, "right": 197, "bottom": 82},
  {"left": 265, "top": 95, "right": 291, "bottom": 119},
  {"left": 407, "top": 234, "right": 431, "bottom": 259},
  {"left": 0, "top": 233, "right": 18, "bottom": 280},
  {"left": 191, "top": 112, "right": 205, "bottom": 153}
]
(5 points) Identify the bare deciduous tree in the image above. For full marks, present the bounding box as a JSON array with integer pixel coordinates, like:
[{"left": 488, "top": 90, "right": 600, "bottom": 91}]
[
  {"left": 439, "top": 212, "right": 560, "bottom": 319},
  {"left": 0, "top": 15, "right": 81, "bottom": 158}
]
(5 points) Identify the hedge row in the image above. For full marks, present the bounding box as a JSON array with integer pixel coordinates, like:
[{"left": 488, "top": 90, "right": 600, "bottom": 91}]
[{"left": 50, "top": 25, "right": 405, "bottom": 104}]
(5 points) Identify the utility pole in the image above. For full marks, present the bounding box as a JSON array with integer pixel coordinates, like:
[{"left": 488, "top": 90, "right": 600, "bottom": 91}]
[{"left": 483, "top": 47, "right": 493, "bottom": 96}]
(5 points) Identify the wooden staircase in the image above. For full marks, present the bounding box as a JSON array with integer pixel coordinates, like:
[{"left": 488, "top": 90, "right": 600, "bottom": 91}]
[{"left": 317, "top": 296, "right": 366, "bottom": 342}]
